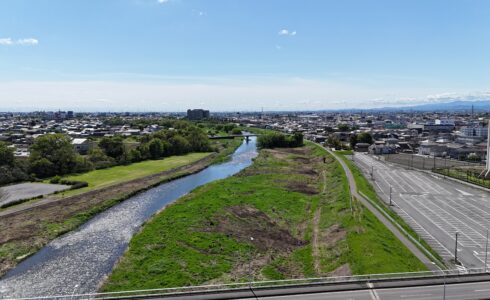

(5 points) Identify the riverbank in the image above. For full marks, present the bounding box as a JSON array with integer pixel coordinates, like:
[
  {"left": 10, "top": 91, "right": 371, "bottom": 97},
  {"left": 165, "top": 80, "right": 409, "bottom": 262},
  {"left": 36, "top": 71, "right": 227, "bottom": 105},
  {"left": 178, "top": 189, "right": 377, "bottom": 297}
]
[
  {"left": 0, "top": 152, "right": 218, "bottom": 278},
  {"left": 101, "top": 143, "right": 427, "bottom": 292}
]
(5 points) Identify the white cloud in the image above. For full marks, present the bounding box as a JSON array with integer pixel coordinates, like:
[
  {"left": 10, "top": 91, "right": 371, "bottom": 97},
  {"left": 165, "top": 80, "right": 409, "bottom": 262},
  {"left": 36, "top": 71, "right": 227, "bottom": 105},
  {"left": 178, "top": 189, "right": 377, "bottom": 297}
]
[
  {"left": 17, "top": 38, "right": 39, "bottom": 46},
  {"left": 0, "top": 38, "right": 13, "bottom": 45},
  {"left": 157, "top": 0, "right": 169, "bottom": 3},
  {"left": 278, "top": 29, "right": 297, "bottom": 36},
  {"left": 0, "top": 37, "right": 39, "bottom": 46}
]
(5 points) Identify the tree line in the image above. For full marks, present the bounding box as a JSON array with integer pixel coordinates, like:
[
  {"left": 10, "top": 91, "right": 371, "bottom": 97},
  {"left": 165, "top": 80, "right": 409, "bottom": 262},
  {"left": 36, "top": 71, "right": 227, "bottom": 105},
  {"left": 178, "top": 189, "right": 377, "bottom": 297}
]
[
  {"left": 257, "top": 132, "right": 304, "bottom": 149},
  {"left": 0, "top": 120, "right": 212, "bottom": 185}
]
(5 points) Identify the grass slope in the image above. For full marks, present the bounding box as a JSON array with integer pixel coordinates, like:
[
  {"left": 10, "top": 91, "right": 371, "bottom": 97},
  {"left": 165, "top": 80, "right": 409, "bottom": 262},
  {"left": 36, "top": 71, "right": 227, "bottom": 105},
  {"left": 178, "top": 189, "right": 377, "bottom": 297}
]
[
  {"left": 56, "top": 152, "right": 211, "bottom": 196},
  {"left": 101, "top": 144, "right": 426, "bottom": 292}
]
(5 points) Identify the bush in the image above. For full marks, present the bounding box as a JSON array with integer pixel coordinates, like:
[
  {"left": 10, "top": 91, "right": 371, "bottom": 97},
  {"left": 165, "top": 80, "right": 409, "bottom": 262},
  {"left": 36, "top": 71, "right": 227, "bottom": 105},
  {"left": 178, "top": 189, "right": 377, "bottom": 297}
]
[
  {"left": 59, "top": 179, "right": 89, "bottom": 189},
  {"left": 50, "top": 175, "right": 61, "bottom": 184},
  {"left": 231, "top": 128, "right": 242, "bottom": 135}
]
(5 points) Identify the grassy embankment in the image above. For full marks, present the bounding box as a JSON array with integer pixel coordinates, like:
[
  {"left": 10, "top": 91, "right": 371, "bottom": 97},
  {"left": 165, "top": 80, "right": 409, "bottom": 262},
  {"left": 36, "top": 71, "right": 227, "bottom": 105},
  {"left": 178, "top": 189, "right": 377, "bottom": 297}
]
[
  {"left": 52, "top": 152, "right": 212, "bottom": 198},
  {"left": 101, "top": 143, "right": 427, "bottom": 292},
  {"left": 335, "top": 150, "right": 445, "bottom": 267},
  {"left": 209, "top": 137, "right": 244, "bottom": 164}
]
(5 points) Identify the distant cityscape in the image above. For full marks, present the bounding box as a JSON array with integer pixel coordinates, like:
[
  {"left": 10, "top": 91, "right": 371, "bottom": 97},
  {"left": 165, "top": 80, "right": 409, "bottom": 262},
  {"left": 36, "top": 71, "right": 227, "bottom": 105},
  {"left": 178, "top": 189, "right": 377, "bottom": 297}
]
[{"left": 0, "top": 103, "right": 488, "bottom": 164}]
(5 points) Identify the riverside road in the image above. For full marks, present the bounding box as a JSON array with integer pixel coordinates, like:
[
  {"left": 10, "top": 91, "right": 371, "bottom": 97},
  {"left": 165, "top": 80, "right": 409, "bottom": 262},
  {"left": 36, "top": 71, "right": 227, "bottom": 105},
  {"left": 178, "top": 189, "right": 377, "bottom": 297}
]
[{"left": 353, "top": 153, "right": 490, "bottom": 270}]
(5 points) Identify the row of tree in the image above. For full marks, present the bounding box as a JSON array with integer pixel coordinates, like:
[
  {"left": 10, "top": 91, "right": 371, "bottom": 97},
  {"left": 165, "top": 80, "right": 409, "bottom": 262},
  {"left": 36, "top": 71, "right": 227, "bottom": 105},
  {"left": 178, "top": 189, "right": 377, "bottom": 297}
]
[
  {"left": 0, "top": 120, "right": 213, "bottom": 183},
  {"left": 257, "top": 132, "right": 304, "bottom": 149}
]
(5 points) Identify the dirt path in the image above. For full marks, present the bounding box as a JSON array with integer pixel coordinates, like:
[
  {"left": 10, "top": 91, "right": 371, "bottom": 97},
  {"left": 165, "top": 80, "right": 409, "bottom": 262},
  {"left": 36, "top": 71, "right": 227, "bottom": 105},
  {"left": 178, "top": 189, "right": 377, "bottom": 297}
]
[{"left": 311, "top": 170, "right": 327, "bottom": 274}]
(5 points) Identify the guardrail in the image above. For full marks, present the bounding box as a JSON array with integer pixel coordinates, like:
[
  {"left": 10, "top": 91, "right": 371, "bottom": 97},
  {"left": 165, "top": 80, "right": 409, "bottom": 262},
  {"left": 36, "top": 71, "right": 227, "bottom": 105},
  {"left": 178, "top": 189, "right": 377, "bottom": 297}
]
[{"left": 6, "top": 268, "right": 489, "bottom": 300}]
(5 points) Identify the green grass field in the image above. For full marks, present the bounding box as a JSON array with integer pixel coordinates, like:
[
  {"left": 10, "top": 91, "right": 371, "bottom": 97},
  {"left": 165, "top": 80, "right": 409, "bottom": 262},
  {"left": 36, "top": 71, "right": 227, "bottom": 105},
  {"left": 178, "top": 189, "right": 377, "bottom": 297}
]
[
  {"left": 57, "top": 152, "right": 211, "bottom": 196},
  {"left": 101, "top": 144, "right": 426, "bottom": 292}
]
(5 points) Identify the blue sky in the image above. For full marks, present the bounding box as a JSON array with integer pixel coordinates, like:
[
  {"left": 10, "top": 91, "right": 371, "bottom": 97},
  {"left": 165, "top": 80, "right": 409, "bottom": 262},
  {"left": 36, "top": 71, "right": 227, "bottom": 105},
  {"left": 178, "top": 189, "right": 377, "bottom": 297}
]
[{"left": 1, "top": 0, "right": 490, "bottom": 111}]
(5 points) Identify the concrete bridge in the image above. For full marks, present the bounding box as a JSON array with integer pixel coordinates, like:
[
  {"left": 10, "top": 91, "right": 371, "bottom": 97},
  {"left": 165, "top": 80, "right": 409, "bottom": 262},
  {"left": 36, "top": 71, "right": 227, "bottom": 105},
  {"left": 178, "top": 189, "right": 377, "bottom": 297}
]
[{"left": 208, "top": 134, "right": 260, "bottom": 142}]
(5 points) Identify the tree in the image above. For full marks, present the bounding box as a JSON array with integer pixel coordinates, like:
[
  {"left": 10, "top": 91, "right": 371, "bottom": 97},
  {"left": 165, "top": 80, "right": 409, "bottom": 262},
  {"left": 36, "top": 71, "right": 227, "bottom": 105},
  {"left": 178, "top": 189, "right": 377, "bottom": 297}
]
[
  {"left": 99, "top": 136, "right": 125, "bottom": 160},
  {"left": 29, "top": 134, "right": 77, "bottom": 177},
  {"left": 148, "top": 138, "right": 164, "bottom": 159},
  {"left": 0, "top": 142, "right": 14, "bottom": 166},
  {"left": 169, "top": 135, "right": 191, "bottom": 155},
  {"left": 327, "top": 135, "right": 341, "bottom": 150},
  {"left": 88, "top": 147, "right": 115, "bottom": 169},
  {"left": 349, "top": 135, "right": 358, "bottom": 149},
  {"left": 357, "top": 132, "right": 373, "bottom": 144},
  {"left": 337, "top": 124, "right": 350, "bottom": 132}
]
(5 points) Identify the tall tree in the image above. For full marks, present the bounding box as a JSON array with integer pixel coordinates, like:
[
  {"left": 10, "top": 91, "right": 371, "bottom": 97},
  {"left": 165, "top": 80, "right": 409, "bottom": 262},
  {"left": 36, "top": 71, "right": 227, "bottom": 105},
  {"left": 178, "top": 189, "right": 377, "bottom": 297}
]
[
  {"left": 0, "top": 142, "right": 14, "bottom": 166},
  {"left": 29, "top": 134, "right": 77, "bottom": 176}
]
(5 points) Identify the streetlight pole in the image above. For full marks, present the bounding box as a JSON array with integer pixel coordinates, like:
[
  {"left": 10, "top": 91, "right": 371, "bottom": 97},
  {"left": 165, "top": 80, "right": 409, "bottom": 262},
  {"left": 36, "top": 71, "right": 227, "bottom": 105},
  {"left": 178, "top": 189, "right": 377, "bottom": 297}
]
[
  {"left": 485, "top": 230, "right": 489, "bottom": 272},
  {"left": 371, "top": 166, "right": 374, "bottom": 180},
  {"left": 389, "top": 185, "right": 392, "bottom": 206},
  {"left": 454, "top": 232, "right": 459, "bottom": 265}
]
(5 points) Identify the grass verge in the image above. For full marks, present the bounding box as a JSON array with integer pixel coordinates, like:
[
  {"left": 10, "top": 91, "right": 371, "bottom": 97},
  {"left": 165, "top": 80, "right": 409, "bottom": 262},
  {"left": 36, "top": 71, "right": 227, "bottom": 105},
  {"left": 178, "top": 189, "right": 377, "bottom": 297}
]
[{"left": 101, "top": 144, "right": 427, "bottom": 292}]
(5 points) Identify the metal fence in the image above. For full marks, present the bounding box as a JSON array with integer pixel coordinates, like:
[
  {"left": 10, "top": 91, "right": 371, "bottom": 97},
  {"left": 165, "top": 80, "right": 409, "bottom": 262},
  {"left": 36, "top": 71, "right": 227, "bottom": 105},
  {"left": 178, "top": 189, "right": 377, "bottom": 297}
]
[
  {"left": 434, "top": 167, "right": 490, "bottom": 189},
  {"left": 384, "top": 153, "right": 484, "bottom": 171},
  {"left": 6, "top": 268, "right": 489, "bottom": 300}
]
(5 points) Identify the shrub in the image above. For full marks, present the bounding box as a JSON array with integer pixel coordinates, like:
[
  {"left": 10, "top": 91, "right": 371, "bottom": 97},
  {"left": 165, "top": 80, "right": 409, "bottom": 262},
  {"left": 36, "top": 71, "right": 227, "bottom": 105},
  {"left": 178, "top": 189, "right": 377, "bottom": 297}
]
[{"left": 50, "top": 175, "right": 62, "bottom": 184}]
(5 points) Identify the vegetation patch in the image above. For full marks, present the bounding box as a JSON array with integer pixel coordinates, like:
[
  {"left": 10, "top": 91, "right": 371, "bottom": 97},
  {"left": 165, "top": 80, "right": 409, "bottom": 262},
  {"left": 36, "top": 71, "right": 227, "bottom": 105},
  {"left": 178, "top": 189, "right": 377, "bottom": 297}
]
[
  {"left": 0, "top": 153, "right": 216, "bottom": 278},
  {"left": 101, "top": 143, "right": 427, "bottom": 292}
]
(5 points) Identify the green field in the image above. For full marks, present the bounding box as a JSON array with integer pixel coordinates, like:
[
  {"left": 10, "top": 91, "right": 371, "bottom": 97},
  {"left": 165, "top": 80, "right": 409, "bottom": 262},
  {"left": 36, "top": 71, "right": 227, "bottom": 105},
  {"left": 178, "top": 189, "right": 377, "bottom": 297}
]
[
  {"left": 101, "top": 144, "right": 426, "bottom": 292},
  {"left": 57, "top": 152, "right": 211, "bottom": 196}
]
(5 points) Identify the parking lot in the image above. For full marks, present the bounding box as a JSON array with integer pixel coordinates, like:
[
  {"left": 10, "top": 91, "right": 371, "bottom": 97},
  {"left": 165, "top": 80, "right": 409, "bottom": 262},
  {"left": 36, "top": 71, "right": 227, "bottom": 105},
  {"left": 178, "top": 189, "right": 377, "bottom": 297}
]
[
  {"left": 353, "top": 153, "right": 490, "bottom": 270},
  {"left": 0, "top": 182, "right": 70, "bottom": 207}
]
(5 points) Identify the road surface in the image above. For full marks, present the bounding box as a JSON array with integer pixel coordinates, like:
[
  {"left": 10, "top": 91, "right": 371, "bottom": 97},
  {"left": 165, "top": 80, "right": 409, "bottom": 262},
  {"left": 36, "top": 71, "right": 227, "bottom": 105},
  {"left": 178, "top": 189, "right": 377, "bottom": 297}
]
[
  {"left": 324, "top": 148, "right": 438, "bottom": 271},
  {"left": 353, "top": 153, "right": 490, "bottom": 270}
]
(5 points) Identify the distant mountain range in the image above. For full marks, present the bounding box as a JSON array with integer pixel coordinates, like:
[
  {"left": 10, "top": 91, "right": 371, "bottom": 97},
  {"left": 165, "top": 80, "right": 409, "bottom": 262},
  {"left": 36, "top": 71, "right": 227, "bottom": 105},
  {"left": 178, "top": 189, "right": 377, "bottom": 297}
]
[{"left": 336, "top": 100, "right": 490, "bottom": 113}]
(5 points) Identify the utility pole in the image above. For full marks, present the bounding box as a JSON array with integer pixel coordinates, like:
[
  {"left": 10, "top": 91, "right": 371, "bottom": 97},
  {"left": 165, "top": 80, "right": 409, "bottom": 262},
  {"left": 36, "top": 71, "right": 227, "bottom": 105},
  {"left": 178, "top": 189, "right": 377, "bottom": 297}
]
[
  {"left": 485, "top": 230, "right": 489, "bottom": 272},
  {"left": 389, "top": 185, "right": 392, "bottom": 206},
  {"left": 454, "top": 232, "right": 459, "bottom": 264}
]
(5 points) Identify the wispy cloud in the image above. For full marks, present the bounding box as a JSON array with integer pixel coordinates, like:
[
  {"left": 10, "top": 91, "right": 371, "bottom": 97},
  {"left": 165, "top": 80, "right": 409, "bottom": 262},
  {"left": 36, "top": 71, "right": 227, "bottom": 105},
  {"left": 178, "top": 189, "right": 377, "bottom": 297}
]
[
  {"left": 278, "top": 29, "right": 297, "bottom": 36},
  {"left": 157, "top": 0, "right": 169, "bottom": 4},
  {"left": 192, "top": 10, "right": 206, "bottom": 16},
  {"left": 0, "top": 38, "right": 14, "bottom": 45},
  {"left": 0, "top": 38, "right": 39, "bottom": 46}
]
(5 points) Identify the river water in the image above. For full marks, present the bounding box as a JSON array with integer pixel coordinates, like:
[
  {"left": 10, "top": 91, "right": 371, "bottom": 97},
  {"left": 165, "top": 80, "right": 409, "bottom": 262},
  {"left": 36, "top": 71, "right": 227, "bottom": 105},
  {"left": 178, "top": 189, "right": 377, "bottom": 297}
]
[{"left": 0, "top": 137, "right": 257, "bottom": 299}]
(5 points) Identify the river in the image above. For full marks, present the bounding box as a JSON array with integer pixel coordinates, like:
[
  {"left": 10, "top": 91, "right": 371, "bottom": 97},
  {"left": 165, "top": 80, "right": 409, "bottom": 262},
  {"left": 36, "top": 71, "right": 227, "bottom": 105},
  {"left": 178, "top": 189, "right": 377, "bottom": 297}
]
[{"left": 0, "top": 137, "right": 257, "bottom": 299}]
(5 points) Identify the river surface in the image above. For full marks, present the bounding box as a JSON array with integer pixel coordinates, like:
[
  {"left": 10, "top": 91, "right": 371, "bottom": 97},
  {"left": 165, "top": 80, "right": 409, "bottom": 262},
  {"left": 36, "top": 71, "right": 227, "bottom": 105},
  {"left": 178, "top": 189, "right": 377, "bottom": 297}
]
[{"left": 0, "top": 137, "right": 257, "bottom": 299}]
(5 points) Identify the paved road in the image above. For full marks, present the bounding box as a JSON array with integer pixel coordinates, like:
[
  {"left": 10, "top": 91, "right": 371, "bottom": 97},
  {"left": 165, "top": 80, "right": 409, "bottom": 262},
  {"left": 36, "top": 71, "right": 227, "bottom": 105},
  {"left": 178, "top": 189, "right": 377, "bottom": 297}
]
[
  {"left": 236, "top": 281, "right": 490, "bottom": 299},
  {"left": 324, "top": 148, "right": 439, "bottom": 271},
  {"left": 353, "top": 153, "right": 490, "bottom": 270}
]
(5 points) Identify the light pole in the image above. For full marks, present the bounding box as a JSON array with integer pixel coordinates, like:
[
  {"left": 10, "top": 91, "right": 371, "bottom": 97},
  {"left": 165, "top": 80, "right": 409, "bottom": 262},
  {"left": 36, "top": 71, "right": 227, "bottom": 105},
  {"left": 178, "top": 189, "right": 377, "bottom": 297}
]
[
  {"left": 485, "top": 230, "right": 489, "bottom": 272},
  {"left": 371, "top": 166, "right": 374, "bottom": 180},
  {"left": 454, "top": 232, "right": 459, "bottom": 265},
  {"left": 389, "top": 185, "right": 392, "bottom": 206}
]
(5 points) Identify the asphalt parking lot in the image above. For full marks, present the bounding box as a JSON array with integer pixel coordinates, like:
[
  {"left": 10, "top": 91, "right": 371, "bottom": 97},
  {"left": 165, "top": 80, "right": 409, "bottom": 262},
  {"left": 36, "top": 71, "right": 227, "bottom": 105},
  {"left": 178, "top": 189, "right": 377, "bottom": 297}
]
[
  {"left": 353, "top": 153, "right": 490, "bottom": 270},
  {"left": 0, "top": 182, "right": 70, "bottom": 207}
]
